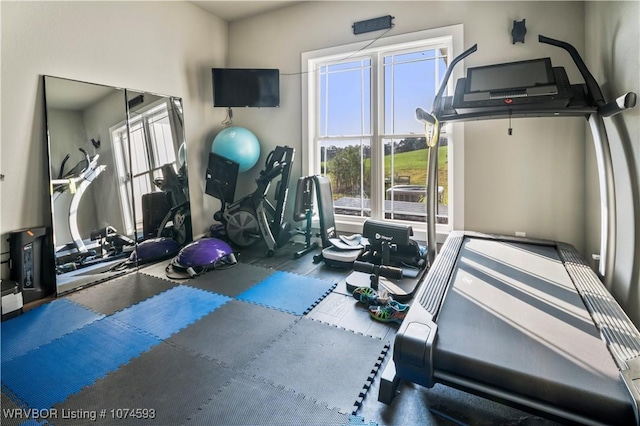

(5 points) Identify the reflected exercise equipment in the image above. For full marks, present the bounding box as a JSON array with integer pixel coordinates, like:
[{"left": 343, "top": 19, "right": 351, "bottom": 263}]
[
  {"left": 127, "top": 90, "right": 191, "bottom": 247},
  {"left": 149, "top": 163, "right": 192, "bottom": 246},
  {"left": 44, "top": 76, "right": 191, "bottom": 294},
  {"left": 44, "top": 77, "right": 134, "bottom": 283},
  {"left": 52, "top": 148, "right": 107, "bottom": 255},
  {"left": 52, "top": 147, "right": 134, "bottom": 270}
]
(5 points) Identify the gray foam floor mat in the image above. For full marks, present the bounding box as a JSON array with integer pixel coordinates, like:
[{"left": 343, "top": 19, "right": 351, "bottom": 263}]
[
  {"left": 244, "top": 317, "right": 390, "bottom": 414},
  {"left": 307, "top": 264, "right": 353, "bottom": 284},
  {"left": 74, "top": 261, "right": 127, "bottom": 276},
  {"left": 1, "top": 391, "right": 26, "bottom": 426},
  {"left": 240, "top": 241, "right": 352, "bottom": 281},
  {"left": 168, "top": 300, "right": 297, "bottom": 370},
  {"left": 184, "top": 263, "right": 275, "bottom": 297},
  {"left": 241, "top": 241, "right": 317, "bottom": 268},
  {"left": 65, "top": 272, "right": 177, "bottom": 315},
  {"left": 149, "top": 262, "right": 277, "bottom": 297},
  {"left": 186, "top": 373, "right": 349, "bottom": 426},
  {"left": 54, "top": 342, "right": 236, "bottom": 425},
  {"left": 305, "top": 292, "right": 398, "bottom": 341},
  {"left": 57, "top": 271, "right": 129, "bottom": 295},
  {"left": 137, "top": 260, "right": 175, "bottom": 281},
  {"left": 274, "top": 250, "right": 325, "bottom": 276}
]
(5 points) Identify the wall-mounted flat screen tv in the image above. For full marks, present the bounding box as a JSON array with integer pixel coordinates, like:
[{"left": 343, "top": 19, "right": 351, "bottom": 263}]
[{"left": 212, "top": 68, "right": 280, "bottom": 108}]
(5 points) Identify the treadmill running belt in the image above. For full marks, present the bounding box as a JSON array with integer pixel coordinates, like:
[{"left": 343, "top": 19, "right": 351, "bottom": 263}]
[{"left": 434, "top": 237, "right": 634, "bottom": 424}]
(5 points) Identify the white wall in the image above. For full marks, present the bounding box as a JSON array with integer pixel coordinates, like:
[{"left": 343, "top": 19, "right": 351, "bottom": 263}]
[
  {"left": 226, "top": 1, "right": 587, "bottom": 250},
  {"left": 585, "top": 1, "right": 640, "bottom": 325},
  {"left": 82, "top": 89, "right": 128, "bottom": 236},
  {"left": 0, "top": 1, "right": 228, "bottom": 278}
]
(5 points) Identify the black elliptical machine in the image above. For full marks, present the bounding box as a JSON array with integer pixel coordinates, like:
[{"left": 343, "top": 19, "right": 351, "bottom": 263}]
[{"left": 209, "top": 145, "right": 295, "bottom": 256}]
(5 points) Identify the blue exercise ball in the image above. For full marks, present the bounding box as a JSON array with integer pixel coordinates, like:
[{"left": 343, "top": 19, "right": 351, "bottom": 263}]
[{"left": 211, "top": 126, "right": 260, "bottom": 173}]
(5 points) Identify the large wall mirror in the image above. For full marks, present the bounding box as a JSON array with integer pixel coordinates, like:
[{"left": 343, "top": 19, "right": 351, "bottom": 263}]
[{"left": 44, "top": 76, "right": 190, "bottom": 294}]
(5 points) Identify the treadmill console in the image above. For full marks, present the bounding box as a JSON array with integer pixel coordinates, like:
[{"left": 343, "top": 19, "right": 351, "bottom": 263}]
[{"left": 453, "top": 57, "right": 573, "bottom": 113}]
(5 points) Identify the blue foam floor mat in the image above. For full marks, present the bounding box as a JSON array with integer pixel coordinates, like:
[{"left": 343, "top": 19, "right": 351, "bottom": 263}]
[
  {"left": 1, "top": 317, "right": 160, "bottom": 410},
  {"left": 236, "top": 271, "right": 336, "bottom": 315},
  {"left": 1, "top": 298, "right": 103, "bottom": 364},
  {"left": 110, "top": 285, "right": 231, "bottom": 339}
]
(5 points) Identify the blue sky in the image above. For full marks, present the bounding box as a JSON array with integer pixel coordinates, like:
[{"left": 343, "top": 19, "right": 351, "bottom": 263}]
[{"left": 319, "top": 50, "right": 446, "bottom": 141}]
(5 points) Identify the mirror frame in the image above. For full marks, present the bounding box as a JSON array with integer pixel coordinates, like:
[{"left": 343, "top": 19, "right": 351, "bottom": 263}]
[{"left": 43, "top": 76, "right": 189, "bottom": 295}]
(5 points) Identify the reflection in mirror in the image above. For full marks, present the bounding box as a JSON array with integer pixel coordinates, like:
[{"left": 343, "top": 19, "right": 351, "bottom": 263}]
[
  {"left": 44, "top": 76, "right": 134, "bottom": 293},
  {"left": 45, "top": 77, "right": 192, "bottom": 294},
  {"left": 123, "top": 90, "right": 191, "bottom": 249}
]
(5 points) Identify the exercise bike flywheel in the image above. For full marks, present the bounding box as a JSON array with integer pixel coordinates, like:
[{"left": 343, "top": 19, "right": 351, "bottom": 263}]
[{"left": 225, "top": 208, "right": 261, "bottom": 247}]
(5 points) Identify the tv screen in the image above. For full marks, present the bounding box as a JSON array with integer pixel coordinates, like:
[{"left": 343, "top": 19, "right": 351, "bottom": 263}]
[
  {"left": 466, "top": 58, "right": 554, "bottom": 93},
  {"left": 212, "top": 68, "right": 280, "bottom": 108}
]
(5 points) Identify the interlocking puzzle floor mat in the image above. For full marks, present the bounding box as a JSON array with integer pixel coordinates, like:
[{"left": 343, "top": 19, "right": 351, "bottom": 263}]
[{"left": 1, "top": 265, "right": 387, "bottom": 425}]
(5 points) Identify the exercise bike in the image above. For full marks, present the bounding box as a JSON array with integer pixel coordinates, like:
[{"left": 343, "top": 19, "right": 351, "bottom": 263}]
[{"left": 209, "top": 145, "right": 295, "bottom": 256}]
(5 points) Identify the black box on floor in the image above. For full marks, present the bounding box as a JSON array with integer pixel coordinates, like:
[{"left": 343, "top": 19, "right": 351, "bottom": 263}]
[
  {"left": 9, "top": 227, "right": 56, "bottom": 304},
  {"left": 1, "top": 279, "right": 23, "bottom": 321}
]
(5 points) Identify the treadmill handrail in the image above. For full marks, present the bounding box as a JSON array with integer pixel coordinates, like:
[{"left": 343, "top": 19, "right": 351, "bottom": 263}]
[
  {"left": 432, "top": 43, "right": 477, "bottom": 114},
  {"left": 537, "top": 35, "right": 605, "bottom": 108}
]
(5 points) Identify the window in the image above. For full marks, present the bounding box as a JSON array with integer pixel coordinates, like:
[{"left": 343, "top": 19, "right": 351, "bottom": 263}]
[
  {"left": 318, "top": 59, "right": 372, "bottom": 217},
  {"left": 111, "top": 99, "right": 177, "bottom": 235},
  {"left": 303, "top": 26, "right": 463, "bottom": 238}
]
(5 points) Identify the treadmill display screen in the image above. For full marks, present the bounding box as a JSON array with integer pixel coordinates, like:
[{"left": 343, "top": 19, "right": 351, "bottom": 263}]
[{"left": 466, "top": 58, "right": 554, "bottom": 93}]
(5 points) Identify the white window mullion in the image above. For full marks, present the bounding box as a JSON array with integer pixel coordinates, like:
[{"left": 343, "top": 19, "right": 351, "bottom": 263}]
[
  {"left": 369, "top": 52, "right": 383, "bottom": 220},
  {"left": 435, "top": 51, "right": 441, "bottom": 96},
  {"left": 314, "top": 63, "right": 321, "bottom": 175},
  {"left": 141, "top": 118, "right": 155, "bottom": 191},
  {"left": 390, "top": 55, "right": 396, "bottom": 135},
  {"left": 302, "top": 58, "right": 314, "bottom": 177},
  {"left": 359, "top": 140, "right": 364, "bottom": 214},
  {"left": 389, "top": 56, "right": 396, "bottom": 220},
  {"left": 323, "top": 67, "right": 329, "bottom": 137},
  {"left": 360, "top": 60, "right": 366, "bottom": 136},
  {"left": 359, "top": 62, "right": 366, "bottom": 214}
]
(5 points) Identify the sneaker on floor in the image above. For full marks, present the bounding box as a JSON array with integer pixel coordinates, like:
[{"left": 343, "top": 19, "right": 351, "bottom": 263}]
[
  {"left": 369, "top": 302, "right": 409, "bottom": 324},
  {"left": 352, "top": 286, "right": 392, "bottom": 306}
]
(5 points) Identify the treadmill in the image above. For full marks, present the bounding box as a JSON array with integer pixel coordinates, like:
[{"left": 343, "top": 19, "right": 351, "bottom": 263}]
[{"left": 379, "top": 36, "right": 639, "bottom": 425}]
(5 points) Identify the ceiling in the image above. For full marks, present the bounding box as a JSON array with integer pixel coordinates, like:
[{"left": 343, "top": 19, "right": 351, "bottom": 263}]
[
  {"left": 191, "top": 1, "right": 302, "bottom": 22},
  {"left": 45, "top": 77, "right": 118, "bottom": 110}
]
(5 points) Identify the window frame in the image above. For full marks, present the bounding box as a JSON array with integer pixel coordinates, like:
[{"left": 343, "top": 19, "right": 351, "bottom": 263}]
[
  {"left": 110, "top": 98, "right": 179, "bottom": 235},
  {"left": 302, "top": 24, "right": 465, "bottom": 242}
]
